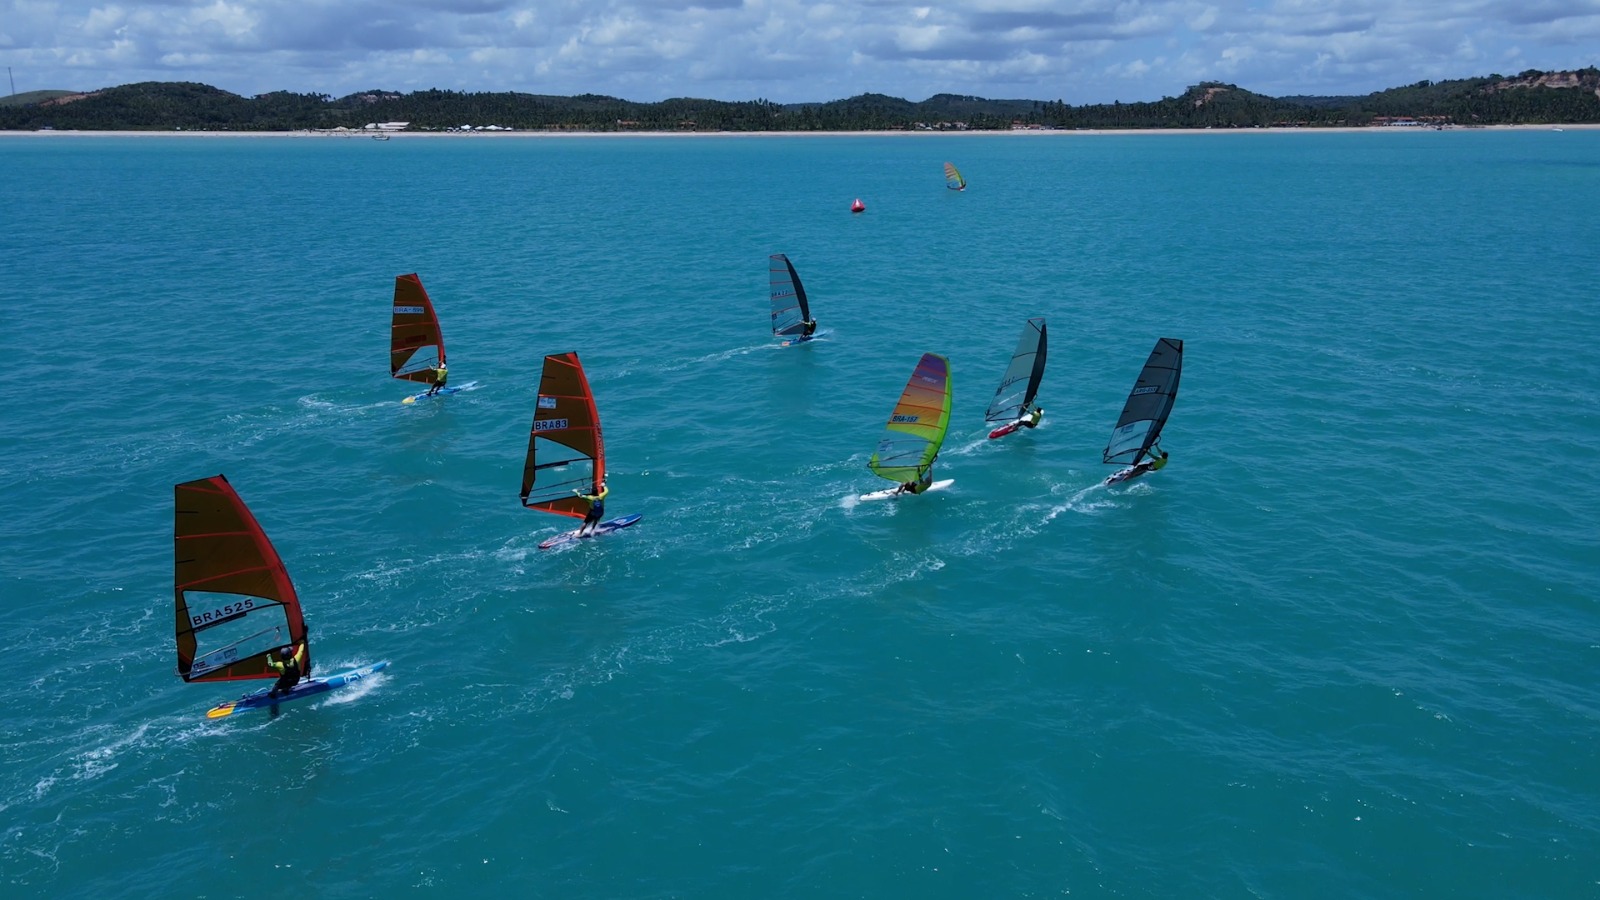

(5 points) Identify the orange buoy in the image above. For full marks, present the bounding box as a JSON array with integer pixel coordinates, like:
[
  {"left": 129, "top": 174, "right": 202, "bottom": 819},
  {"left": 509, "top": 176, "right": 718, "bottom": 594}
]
[{"left": 851, "top": 198, "right": 865, "bottom": 213}]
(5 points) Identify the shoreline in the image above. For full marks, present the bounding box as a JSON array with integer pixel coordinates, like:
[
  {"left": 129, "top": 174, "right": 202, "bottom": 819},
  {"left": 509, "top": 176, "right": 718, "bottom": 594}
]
[{"left": 2, "top": 123, "right": 1598, "bottom": 139}]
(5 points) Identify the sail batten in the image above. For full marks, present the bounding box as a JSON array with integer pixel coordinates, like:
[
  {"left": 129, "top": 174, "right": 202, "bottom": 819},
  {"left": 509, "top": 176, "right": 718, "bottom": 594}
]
[
  {"left": 521, "top": 352, "right": 605, "bottom": 520},
  {"left": 174, "top": 475, "right": 309, "bottom": 684},
  {"left": 391, "top": 273, "right": 446, "bottom": 384},
  {"left": 769, "top": 254, "right": 811, "bottom": 337},
  {"left": 868, "top": 353, "right": 953, "bottom": 483},
  {"left": 985, "top": 317, "right": 1048, "bottom": 423},
  {"left": 1103, "top": 337, "right": 1183, "bottom": 466}
]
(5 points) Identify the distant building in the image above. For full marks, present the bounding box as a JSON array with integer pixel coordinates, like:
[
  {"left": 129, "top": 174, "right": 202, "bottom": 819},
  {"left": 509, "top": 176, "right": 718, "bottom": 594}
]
[{"left": 363, "top": 121, "right": 410, "bottom": 131}]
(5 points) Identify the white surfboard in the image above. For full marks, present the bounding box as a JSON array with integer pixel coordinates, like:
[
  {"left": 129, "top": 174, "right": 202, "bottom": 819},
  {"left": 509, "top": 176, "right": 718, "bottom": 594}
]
[{"left": 858, "top": 478, "right": 954, "bottom": 501}]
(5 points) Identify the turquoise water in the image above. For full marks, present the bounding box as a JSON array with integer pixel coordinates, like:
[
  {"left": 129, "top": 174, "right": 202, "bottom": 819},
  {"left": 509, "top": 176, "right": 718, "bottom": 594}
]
[{"left": 3, "top": 130, "right": 1598, "bottom": 898}]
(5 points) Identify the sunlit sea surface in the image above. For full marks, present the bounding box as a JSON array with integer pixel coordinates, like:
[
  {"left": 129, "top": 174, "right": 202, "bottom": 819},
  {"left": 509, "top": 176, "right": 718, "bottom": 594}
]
[{"left": 2, "top": 129, "right": 1597, "bottom": 898}]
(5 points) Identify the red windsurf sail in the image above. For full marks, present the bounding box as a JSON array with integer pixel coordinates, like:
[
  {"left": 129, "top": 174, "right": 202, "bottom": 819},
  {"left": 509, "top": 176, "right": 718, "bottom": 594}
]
[{"left": 174, "top": 475, "right": 309, "bottom": 683}]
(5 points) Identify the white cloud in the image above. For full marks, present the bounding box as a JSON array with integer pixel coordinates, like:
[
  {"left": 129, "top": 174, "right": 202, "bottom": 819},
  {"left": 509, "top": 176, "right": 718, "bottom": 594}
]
[{"left": 1, "top": 0, "right": 1596, "bottom": 103}]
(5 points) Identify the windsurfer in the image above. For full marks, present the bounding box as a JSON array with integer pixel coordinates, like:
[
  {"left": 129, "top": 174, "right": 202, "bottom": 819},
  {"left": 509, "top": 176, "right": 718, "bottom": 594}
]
[
  {"left": 801, "top": 319, "right": 818, "bottom": 339},
  {"left": 1108, "top": 448, "right": 1169, "bottom": 484},
  {"left": 426, "top": 360, "right": 448, "bottom": 396},
  {"left": 1020, "top": 406, "right": 1044, "bottom": 429},
  {"left": 895, "top": 472, "right": 934, "bottom": 495},
  {"left": 575, "top": 480, "right": 609, "bottom": 536},
  {"left": 265, "top": 643, "right": 306, "bottom": 698}
]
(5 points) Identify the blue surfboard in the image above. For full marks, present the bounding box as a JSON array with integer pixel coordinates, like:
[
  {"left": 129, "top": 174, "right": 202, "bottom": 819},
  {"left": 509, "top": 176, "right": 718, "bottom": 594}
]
[
  {"left": 538, "top": 513, "right": 643, "bottom": 550},
  {"left": 780, "top": 328, "right": 830, "bottom": 347},
  {"left": 205, "top": 661, "right": 390, "bottom": 719},
  {"left": 401, "top": 380, "right": 479, "bottom": 404}
]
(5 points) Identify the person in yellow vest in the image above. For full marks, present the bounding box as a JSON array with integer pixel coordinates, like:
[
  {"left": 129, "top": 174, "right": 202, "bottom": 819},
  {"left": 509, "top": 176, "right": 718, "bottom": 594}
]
[
  {"left": 575, "top": 480, "right": 609, "bottom": 536},
  {"left": 425, "top": 359, "right": 448, "bottom": 396},
  {"left": 1108, "top": 447, "right": 1169, "bottom": 484},
  {"left": 265, "top": 642, "right": 306, "bottom": 698},
  {"left": 894, "top": 470, "right": 934, "bottom": 495},
  {"left": 1019, "top": 406, "right": 1044, "bottom": 429}
]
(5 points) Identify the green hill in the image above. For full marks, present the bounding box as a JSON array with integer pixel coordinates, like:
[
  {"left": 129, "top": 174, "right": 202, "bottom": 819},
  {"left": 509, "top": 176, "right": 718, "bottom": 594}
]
[{"left": 1, "top": 68, "right": 1596, "bottom": 131}]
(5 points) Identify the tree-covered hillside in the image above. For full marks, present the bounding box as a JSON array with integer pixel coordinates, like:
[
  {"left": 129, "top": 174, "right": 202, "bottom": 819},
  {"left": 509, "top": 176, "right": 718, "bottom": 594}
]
[{"left": 3, "top": 69, "right": 1596, "bottom": 131}]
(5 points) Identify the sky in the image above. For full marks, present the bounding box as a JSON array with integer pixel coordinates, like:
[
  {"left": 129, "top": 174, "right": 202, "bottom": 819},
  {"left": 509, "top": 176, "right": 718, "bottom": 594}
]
[{"left": 2, "top": 0, "right": 1598, "bottom": 104}]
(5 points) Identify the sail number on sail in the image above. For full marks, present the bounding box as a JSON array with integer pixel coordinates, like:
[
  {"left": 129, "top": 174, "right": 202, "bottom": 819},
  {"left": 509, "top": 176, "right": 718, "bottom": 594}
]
[
  {"left": 533, "top": 418, "right": 570, "bottom": 432},
  {"left": 190, "top": 598, "right": 258, "bottom": 630}
]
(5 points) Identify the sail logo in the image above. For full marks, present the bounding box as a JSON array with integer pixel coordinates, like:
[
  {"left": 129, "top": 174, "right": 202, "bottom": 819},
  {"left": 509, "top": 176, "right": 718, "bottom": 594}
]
[
  {"left": 393, "top": 306, "right": 425, "bottom": 315},
  {"left": 533, "top": 418, "right": 569, "bottom": 432},
  {"left": 191, "top": 646, "right": 240, "bottom": 675},
  {"left": 1131, "top": 386, "right": 1159, "bottom": 396},
  {"left": 891, "top": 414, "right": 920, "bottom": 424},
  {"left": 191, "top": 598, "right": 257, "bottom": 630},
  {"left": 538, "top": 396, "right": 558, "bottom": 409}
]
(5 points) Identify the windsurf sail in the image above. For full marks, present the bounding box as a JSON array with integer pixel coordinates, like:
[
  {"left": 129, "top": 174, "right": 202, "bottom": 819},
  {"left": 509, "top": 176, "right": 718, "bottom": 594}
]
[
  {"left": 390, "top": 273, "right": 446, "bottom": 384},
  {"left": 521, "top": 352, "right": 605, "bottom": 519},
  {"left": 868, "top": 353, "right": 953, "bottom": 483},
  {"left": 985, "top": 318, "right": 1048, "bottom": 424},
  {"left": 769, "top": 254, "right": 812, "bottom": 338},
  {"left": 1103, "top": 338, "right": 1183, "bottom": 467},
  {"left": 174, "top": 475, "right": 310, "bottom": 684},
  {"left": 943, "top": 162, "right": 966, "bottom": 191}
]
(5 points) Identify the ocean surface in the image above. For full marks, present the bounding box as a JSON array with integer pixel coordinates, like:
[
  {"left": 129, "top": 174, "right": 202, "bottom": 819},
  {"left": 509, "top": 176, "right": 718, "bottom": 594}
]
[{"left": 2, "top": 129, "right": 1598, "bottom": 898}]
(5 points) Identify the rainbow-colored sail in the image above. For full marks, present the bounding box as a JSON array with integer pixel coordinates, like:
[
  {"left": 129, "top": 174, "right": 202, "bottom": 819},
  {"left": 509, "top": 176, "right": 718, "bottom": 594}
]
[
  {"left": 943, "top": 162, "right": 966, "bottom": 191},
  {"left": 868, "top": 353, "right": 952, "bottom": 484}
]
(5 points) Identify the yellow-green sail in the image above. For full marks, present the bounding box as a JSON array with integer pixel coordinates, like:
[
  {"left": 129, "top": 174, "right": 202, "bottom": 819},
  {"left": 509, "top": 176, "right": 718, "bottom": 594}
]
[{"left": 868, "top": 353, "right": 952, "bottom": 484}]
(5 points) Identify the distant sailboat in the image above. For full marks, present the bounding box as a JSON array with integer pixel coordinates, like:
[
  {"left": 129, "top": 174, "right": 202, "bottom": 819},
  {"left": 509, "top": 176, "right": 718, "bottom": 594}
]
[
  {"left": 1103, "top": 338, "right": 1183, "bottom": 484},
  {"left": 861, "top": 353, "right": 954, "bottom": 500},
  {"left": 943, "top": 161, "right": 967, "bottom": 191},
  {"left": 769, "top": 253, "right": 818, "bottom": 344},
  {"left": 522, "top": 352, "right": 641, "bottom": 548},
  {"left": 175, "top": 475, "right": 387, "bottom": 718},
  {"left": 985, "top": 318, "right": 1048, "bottom": 439},
  {"left": 392, "top": 274, "right": 476, "bottom": 403}
]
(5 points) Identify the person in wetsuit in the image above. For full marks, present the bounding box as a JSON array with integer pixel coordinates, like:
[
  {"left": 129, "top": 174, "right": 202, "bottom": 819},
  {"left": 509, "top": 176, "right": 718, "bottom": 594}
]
[
  {"left": 265, "top": 643, "right": 306, "bottom": 698},
  {"left": 425, "top": 359, "right": 448, "bottom": 396},
  {"left": 894, "top": 471, "right": 935, "bottom": 495},
  {"left": 576, "top": 480, "right": 609, "bottom": 536}
]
